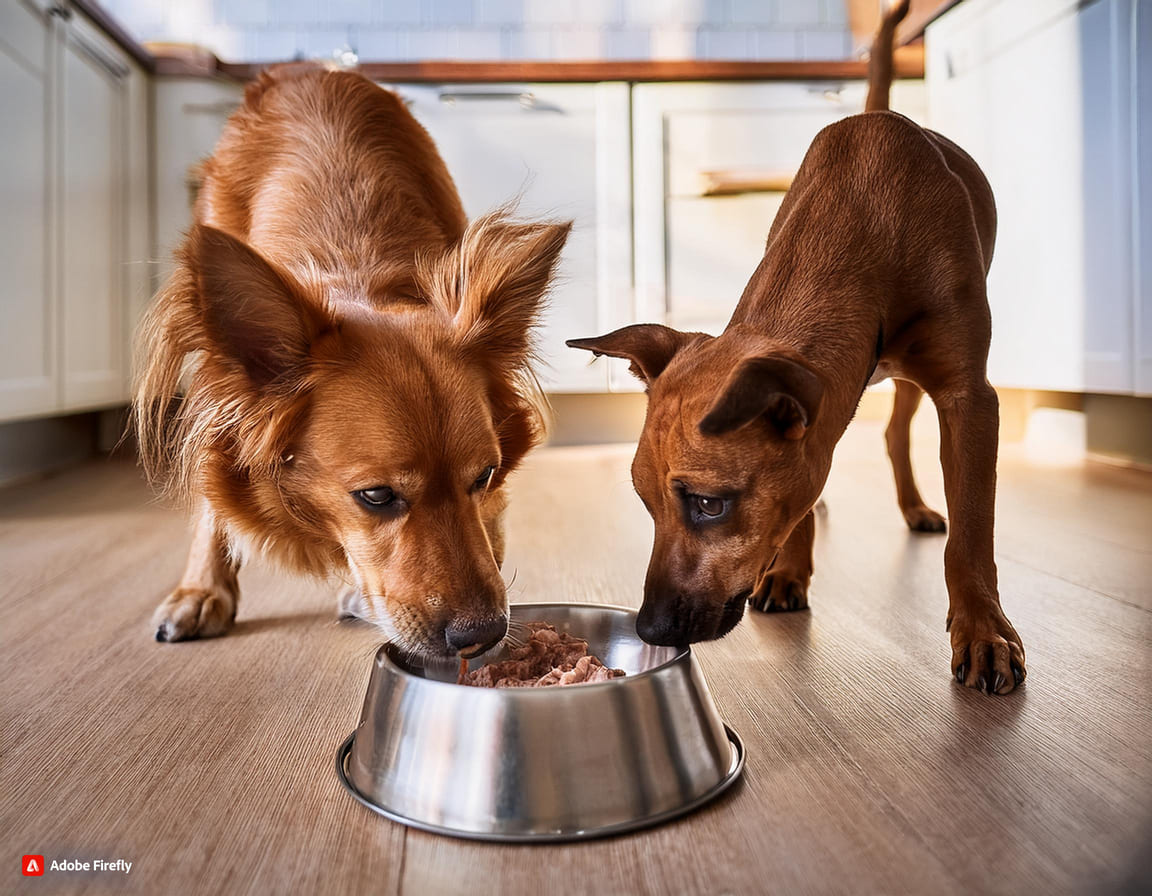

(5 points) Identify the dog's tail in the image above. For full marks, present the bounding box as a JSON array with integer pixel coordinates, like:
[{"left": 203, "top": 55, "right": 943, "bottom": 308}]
[{"left": 865, "top": 0, "right": 911, "bottom": 112}]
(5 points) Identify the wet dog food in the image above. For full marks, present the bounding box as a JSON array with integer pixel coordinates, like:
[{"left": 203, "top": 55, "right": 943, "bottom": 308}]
[{"left": 458, "top": 622, "right": 626, "bottom": 688}]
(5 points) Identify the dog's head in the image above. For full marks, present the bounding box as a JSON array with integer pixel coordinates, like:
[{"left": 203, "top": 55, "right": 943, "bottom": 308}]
[
  {"left": 568, "top": 324, "right": 827, "bottom": 645},
  {"left": 139, "top": 215, "right": 569, "bottom": 658}
]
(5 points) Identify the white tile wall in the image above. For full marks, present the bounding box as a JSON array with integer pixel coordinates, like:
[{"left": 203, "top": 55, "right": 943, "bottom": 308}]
[
  {"left": 729, "top": 0, "right": 778, "bottom": 27},
  {"left": 603, "top": 27, "right": 652, "bottom": 59},
  {"left": 754, "top": 30, "right": 802, "bottom": 60},
  {"left": 650, "top": 26, "right": 696, "bottom": 60},
  {"left": 697, "top": 28, "right": 754, "bottom": 60},
  {"left": 100, "top": 0, "right": 854, "bottom": 62},
  {"left": 798, "top": 28, "right": 852, "bottom": 59}
]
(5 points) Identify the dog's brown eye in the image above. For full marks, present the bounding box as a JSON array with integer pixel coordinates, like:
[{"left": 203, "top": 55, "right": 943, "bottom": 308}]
[
  {"left": 473, "top": 466, "right": 496, "bottom": 492},
  {"left": 695, "top": 496, "right": 725, "bottom": 517},
  {"left": 684, "top": 493, "right": 731, "bottom": 524},
  {"left": 353, "top": 487, "right": 395, "bottom": 509}
]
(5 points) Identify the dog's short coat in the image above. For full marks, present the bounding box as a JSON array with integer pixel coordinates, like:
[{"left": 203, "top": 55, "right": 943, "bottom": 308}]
[
  {"left": 568, "top": 1, "right": 1025, "bottom": 695},
  {"left": 135, "top": 65, "right": 570, "bottom": 658}
]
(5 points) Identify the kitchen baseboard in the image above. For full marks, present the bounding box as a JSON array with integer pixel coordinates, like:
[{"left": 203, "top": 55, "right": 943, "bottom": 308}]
[{"left": 0, "top": 413, "right": 103, "bottom": 489}]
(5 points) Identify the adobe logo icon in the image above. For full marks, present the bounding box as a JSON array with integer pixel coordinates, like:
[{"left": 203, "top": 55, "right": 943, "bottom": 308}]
[{"left": 22, "top": 855, "right": 45, "bottom": 876}]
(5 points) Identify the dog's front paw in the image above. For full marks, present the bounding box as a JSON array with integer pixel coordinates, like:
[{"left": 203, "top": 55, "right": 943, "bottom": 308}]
[
  {"left": 949, "top": 604, "right": 1025, "bottom": 695},
  {"left": 152, "top": 585, "right": 237, "bottom": 642},
  {"left": 903, "top": 504, "right": 947, "bottom": 533},
  {"left": 749, "top": 573, "right": 810, "bottom": 612}
]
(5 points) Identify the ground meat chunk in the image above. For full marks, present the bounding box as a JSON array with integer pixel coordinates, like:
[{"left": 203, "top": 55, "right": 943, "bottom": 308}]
[{"left": 458, "top": 622, "right": 626, "bottom": 688}]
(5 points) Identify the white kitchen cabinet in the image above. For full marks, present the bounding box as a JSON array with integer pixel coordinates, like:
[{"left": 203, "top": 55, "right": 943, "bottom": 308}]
[
  {"left": 927, "top": 0, "right": 1142, "bottom": 394},
  {"left": 396, "top": 83, "right": 633, "bottom": 393},
  {"left": 0, "top": 0, "right": 56, "bottom": 419},
  {"left": 152, "top": 78, "right": 242, "bottom": 271},
  {"left": 59, "top": 12, "right": 129, "bottom": 408},
  {"left": 631, "top": 80, "right": 926, "bottom": 351},
  {"left": 0, "top": 0, "right": 151, "bottom": 422},
  {"left": 1135, "top": 0, "right": 1152, "bottom": 395}
]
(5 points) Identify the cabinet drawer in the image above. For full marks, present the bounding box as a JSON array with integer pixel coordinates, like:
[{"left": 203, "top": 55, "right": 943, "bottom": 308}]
[
  {"left": 634, "top": 81, "right": 925, "bottom": 337},
  {"left": 666, "top": 101, "right": 856, "bottom": 199}
]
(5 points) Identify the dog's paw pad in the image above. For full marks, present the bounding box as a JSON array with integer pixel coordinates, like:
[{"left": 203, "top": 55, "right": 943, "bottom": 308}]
[
  {"left": 749, "top": 576, "right": 810, "bottom": 613},
  {"left": 151, "top": 586, "right": 236, "bottom": 643},
  {"left": 951, "top": 610, "right": 1025, "bottom": 696},
  {"left": 904, "top": 505, "right": 947, "bottom": 533}
]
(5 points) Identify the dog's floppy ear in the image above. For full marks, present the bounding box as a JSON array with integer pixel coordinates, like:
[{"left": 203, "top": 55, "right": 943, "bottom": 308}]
[
  {"left": 566, "top": 324, "right": 695, "bottom": 386},
  {"left": 699, "top": 355, "right": 824, "bottom": 440},
  {"left": 448, "top": 213, "right": 572, "bottom": 365},
  {"left": 190, "top": 225, "right": 323, "bottom": 386}
]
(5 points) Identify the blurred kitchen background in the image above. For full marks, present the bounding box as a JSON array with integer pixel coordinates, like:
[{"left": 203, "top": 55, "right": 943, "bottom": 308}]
[
  {"left": 1, "top": 0, "right": 1149, "bottom": 485},
  {"left": 96, "top": 0, "right": 862, "bottom": 62}
]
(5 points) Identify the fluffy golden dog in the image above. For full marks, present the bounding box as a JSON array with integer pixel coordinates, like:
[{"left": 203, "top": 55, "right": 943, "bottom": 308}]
[{"left": 135, "top": 65, "right": 569, "bottom": 658}]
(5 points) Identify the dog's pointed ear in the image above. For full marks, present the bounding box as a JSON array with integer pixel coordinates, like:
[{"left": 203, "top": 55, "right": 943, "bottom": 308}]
[
  {"left": 699, "top": 355, "right": 824, "bottom": 440},
  {"left": 566, "top": 324, "right": 695, "bottom": 386},
  {"left": 189, "top": 225, "right": 323, "bottom": 386},
  {"left": 448, "top": 214, "right": 572, "bottom": 365}
]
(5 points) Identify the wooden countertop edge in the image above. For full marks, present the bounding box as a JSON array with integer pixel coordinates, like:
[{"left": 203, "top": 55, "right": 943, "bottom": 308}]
[
  {"left": 898, "top": 0, "right": 965, "bottom": 44},
  {"left": 153, "top": 56, "right": 926, "bottom": 83},
  {"left": 71, "top": 0, "right": 156, "bottom": 72}
]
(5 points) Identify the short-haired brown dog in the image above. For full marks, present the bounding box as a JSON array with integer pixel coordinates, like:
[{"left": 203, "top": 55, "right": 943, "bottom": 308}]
[
  {"left": 135, "top": 65, "right": 570, "bottom": 658},
  {"left": 568, "top": 0, "right": 1024, "bottom": 695}
]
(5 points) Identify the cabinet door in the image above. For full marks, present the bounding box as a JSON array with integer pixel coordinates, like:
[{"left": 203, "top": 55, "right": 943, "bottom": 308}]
[
  {"left": 121, "top": 61, "right": 152, "bottom": 395},
  {"left": 0, "top": 0, "right": 55, "bottom": 420},
  {"left": 396, "top": 83, "right": 632, "bottom": 393},
  {"left": 928, "top": 0, "right": 1135, "bottom": 393},
  {"left": 152, "top": 79, "right": 243, "bottom": 272},
  {"left": 1135, "top": 0, "right": 1152, "bottom": 396},
  {"left": 58, "top": 15, "right": 129, "bottom": 410}
]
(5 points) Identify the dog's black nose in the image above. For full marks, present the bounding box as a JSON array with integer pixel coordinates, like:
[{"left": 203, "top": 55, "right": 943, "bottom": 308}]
[
  {"left": 446, "top": 614, "right": 508, "bottom": 658},
  {"left": 636, "top": 600, "right": 690, "bottom": 646}
]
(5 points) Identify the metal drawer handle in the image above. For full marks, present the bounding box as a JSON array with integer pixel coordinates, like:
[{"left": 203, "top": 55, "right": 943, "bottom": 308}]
[
  {"left": 438, "top": 90, "right": 560, "bottom": 112},
  {"left": 697, "top": 169, "right": 795, "bottom": 197},
  {"left": 181, "top": 101, "right": 241, "bottom": 116}
]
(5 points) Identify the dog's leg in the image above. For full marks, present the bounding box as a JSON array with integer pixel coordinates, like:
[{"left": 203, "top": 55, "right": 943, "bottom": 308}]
[
  {"left": 153, "top": 504, "right": 239, "bottom": 642},
  {"left": 933, "top": 381, "right": 1025, "bottom": 694},
  {"left": 749, "top": 509, "right": 814, "bottom": 612},
  {"left": 885, "top": 379, "right": 946, "bottom": 533}
]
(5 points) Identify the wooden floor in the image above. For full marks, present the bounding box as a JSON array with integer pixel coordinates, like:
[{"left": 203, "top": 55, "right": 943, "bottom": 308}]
[{"left": 2, "top": 422, "right": 1150, "bottom": 895}]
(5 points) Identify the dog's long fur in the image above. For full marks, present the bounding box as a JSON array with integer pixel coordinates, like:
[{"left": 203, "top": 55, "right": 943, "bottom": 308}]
[
  {"left": 135, "top": 65, "right": 570, "bottom": 653},
  {"left": 568, "top": 0, "right": 1025, "bottom": 695}
]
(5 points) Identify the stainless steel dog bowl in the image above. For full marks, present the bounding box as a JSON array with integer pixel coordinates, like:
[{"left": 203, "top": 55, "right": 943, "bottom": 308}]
[{"left": 337, "top": 602, "right": 744, "bottom": 841}]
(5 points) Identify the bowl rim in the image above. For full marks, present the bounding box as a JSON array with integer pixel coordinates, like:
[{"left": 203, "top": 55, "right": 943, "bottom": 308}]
[{"left": 378, "top": 601, "right": 692, "bottom": 693}]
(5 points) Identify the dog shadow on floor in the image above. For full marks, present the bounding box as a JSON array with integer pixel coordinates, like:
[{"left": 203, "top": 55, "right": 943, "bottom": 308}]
[{"left": 227, "top": 611, "right": 336, "bottom": 638}]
